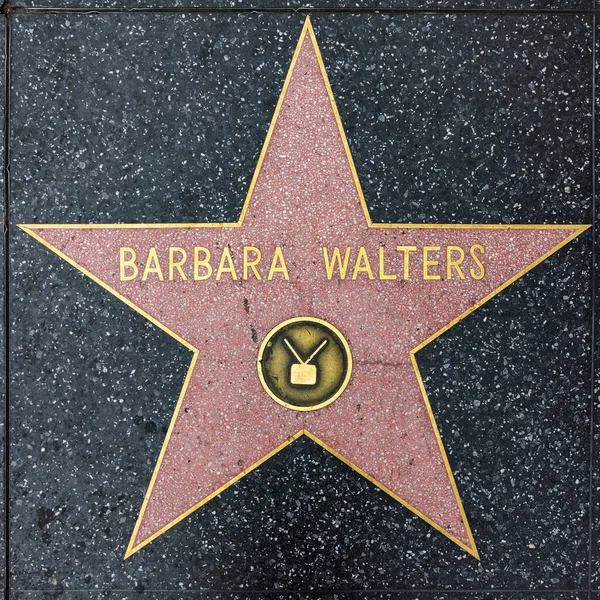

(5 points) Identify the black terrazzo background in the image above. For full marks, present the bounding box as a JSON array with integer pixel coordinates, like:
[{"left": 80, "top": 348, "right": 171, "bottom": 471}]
[
  {"left": 10, "top": 14, "right": 593, "bottom": 226},
  {"left": 8, "top": 595, "right": 594, "bottom": 600},
  {"left": 6, "top": 595, "right": 595, "bottom": 600},
  {"left": 4, "top": 8, "right": 597, "bottom": 600},
  {"left": 0, "top": 16, "right": 6, "bottom": 598},
  {"left": 9, "top": 0, "right": 596, "bottom": 14},
  {"left": 593, "top": 17, "right": 600, "bottom": 597}
]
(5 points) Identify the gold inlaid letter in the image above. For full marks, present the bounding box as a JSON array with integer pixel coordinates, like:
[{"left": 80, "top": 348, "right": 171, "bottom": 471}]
[
  {"left": 268, "top": 246, "right": 289, "bottom": 280},
  {"left": 169, "top": 247, "right": 188, "bottom": 281},
  {"left": 120, "top": 247, "right": 138, "bottom": 281},
  {"left": 194, "top": 247, "right": 212, "bottom": 281},
  {"left": 323, "top": 247, "right": 351, "bottom": 280},
  {"left": 216, "top": 246, "right": 238, "bottom": 281},
  {"left": 396, "top": 246, "right": 417, "bottom": 280},
  {"left": 470, "top": 244, "right": 485, "bottom": 280},
  {"left": 378, "top": 246, "right": 397, "bottom": 280},
  {"left": 142, "top": 247, "right": 164, "bottom": 281},
  {"left": 423, "top": 246, "right": 441, "bottom": 280},
  {"left": 243, "top": 246, "right": 262, "bottom": 281},
  {"left": 352, "top": 247, "right": 374, "bottom": 280},
  {"left": 446, "top": 246, "right": 465, "bottom": 280}
]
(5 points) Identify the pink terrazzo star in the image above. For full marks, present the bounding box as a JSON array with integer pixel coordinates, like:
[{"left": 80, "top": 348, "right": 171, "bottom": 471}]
[{"left": 21, "top": 18, "right": 588, "bottom": 560}]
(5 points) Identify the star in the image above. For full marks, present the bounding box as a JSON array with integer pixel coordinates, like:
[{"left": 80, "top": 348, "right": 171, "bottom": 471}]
[{"left": 20, "top": 17, "right": 588, "bottom": 561}]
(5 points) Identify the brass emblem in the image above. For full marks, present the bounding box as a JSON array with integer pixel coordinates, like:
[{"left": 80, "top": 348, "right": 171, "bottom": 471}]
[{"left": 257, "top": 317, "right": 352, "bottom": 411}]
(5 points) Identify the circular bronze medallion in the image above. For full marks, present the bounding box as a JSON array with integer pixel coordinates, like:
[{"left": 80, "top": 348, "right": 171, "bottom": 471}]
[{"left": 257, "top": 317, "right": 352, "bottom": 411}]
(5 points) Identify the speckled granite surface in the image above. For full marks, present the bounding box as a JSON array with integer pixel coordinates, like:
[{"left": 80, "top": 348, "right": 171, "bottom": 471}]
[
  {"left": 590, "top": 14, "right": 600, "bottom": 594},
  {"left": 9, "top": 595, "right": 593, "bottom": 600},
  {"left": 7, "top": 595, "right": 596, "bottom": 600},
  {"left": 0, "top": 18, "right": 5, "bottom": 597},
  {"left": 0, "top": 14, "right": 4, "bottom": 599},
  {"left": 9, "top": 0, "right": 597, "bottom": 12},
  {"left": 5, "top": 8, "right": 598, "bottom": 600}
]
